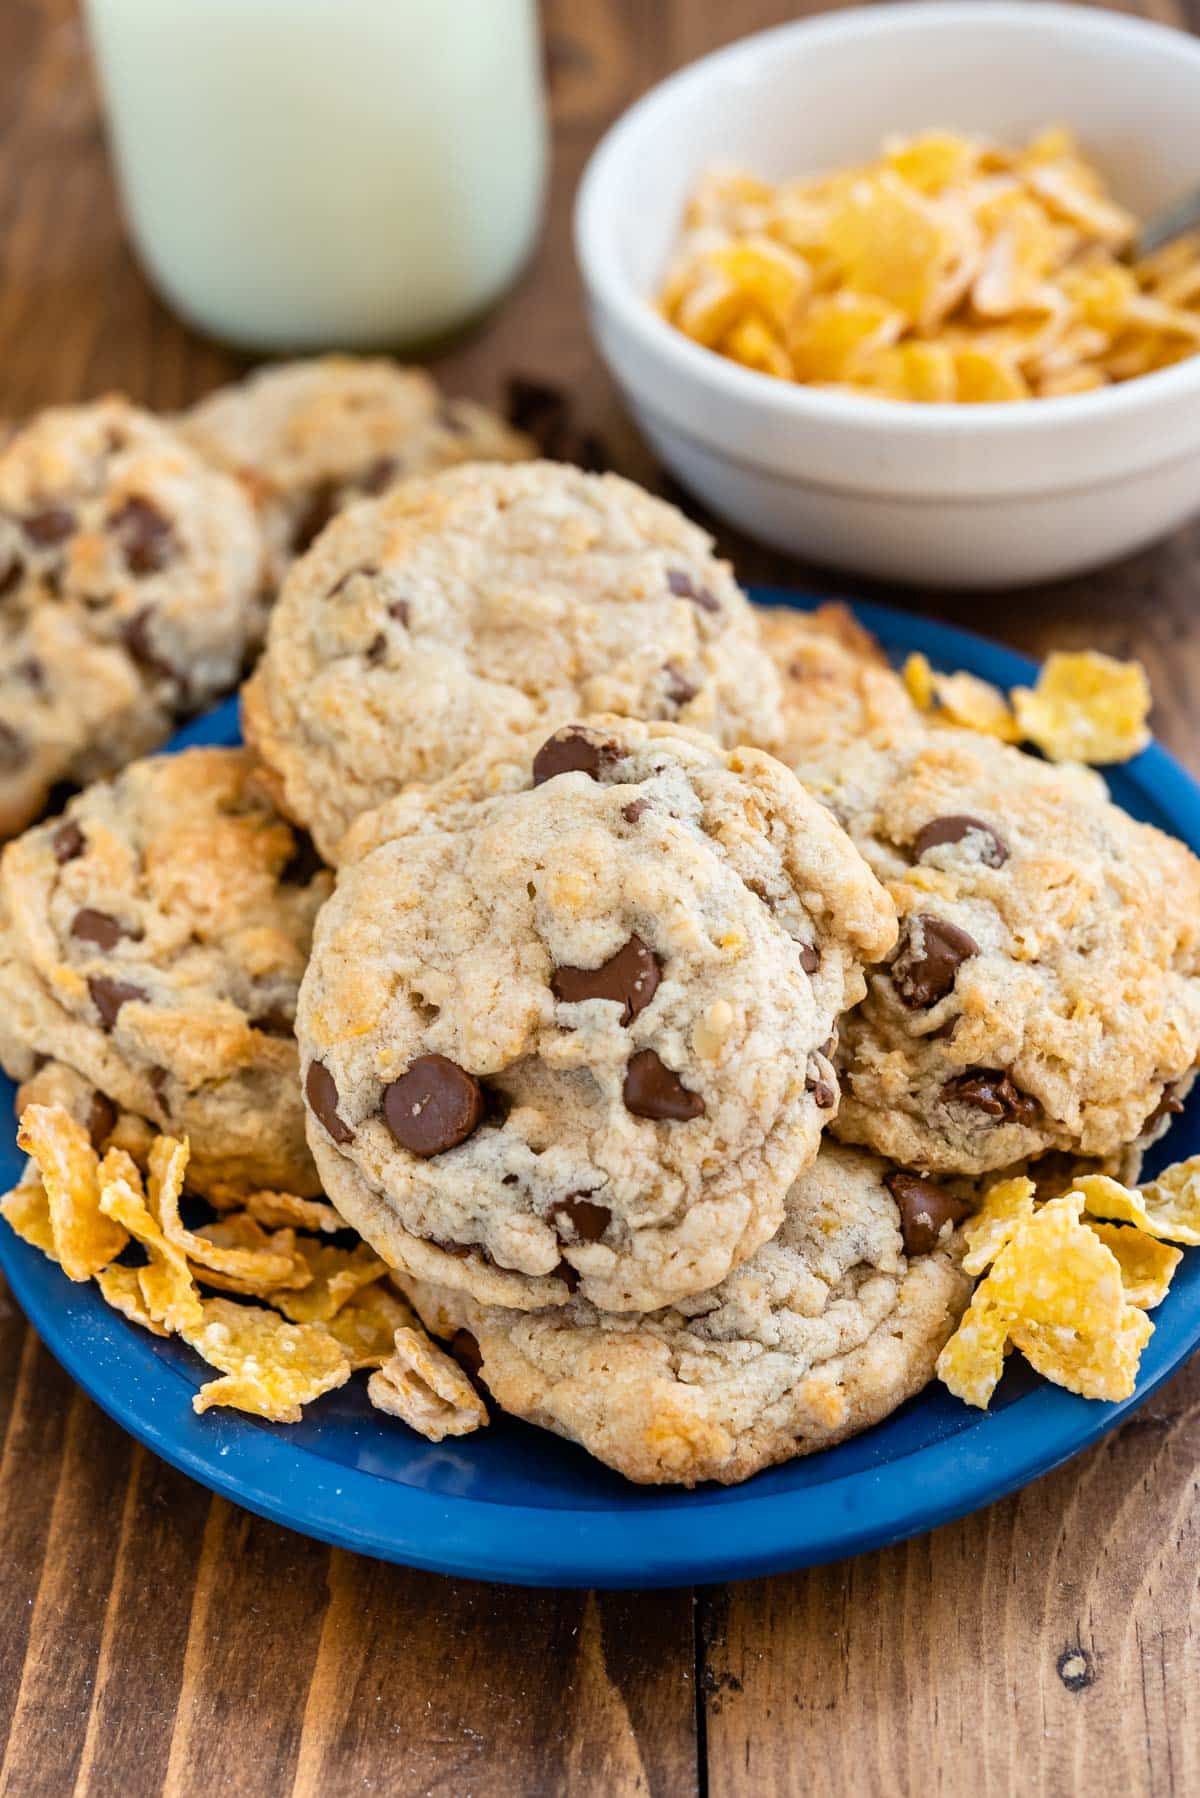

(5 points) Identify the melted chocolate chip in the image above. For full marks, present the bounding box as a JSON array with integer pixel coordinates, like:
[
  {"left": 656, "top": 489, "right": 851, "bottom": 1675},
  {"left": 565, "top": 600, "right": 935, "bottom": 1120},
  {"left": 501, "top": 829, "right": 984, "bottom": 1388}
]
[
  {"left": 281, "top": 830, "right": 325, "bottom": 885},
  {"left": 383, "top": 1055, "right": 486, "bottom": 1157},
  {"left": 71, "top": 907, "right": 140, "bottom": 950},
  {"left": 551, "top": 935, "right": 661, "bottom": 1025},
  {"left": 621, "top": 798, "right": 650, "bottom": 825},
  {"left": 891, "top": 915, "right": 979, "bottom": 1009},
  {"left": 123, "top": 606, "right": 184, "bottom": 692},
  {"left": 799, "top": 943, "right": 820, "bottom": 975},
  {"left": 913, "top": 814, "right": 1009, "bottom": 869},
  {"left": 531, "top": 725, "right": 619, "bottom": 787},
  {"left": 667, "top": 568, "right": 719, "bottom": 613},
  {"left": 0, "top": 721, "right": 28, "bottom": 773},
  {"left": 388, "top": 599, "right": 410, "bottom": 627},
  {"left": 86, "top": 1091, "right": 117, "bottom": 1149},
  {"left": 450, "top": 1327, "right": 483, "bottom": 1374},
  {"left": 623, "top": 1049, "right": 705, "bottom": 1121},
  {"left": 555, "top": 1258, "right": 582, "bottom": 1294},
  {"left": 358, "top": 456, "right": 397, "bottom": 497},
  {"left": 663, "top": 663, "right": 697, "bottom": 707},
  {"left": 109, "top": 496, "right": 178, "bottom": 576},
  {"left": 305, "top": 1060, "right": 354, "bottom": 1144},
  {"left": 88, "top": 975, "right": 146, "bottom": 1030},
  {"left": 943, "top": 1069, "right": 1040, "bottom": 1125},
  {"left": 52, "top": 820, "right": 85, "bottom": 863},
  {"left": 0, "top": 554, "right": 21, "bottom": 598},
  {"left": 292, "top": 482, "right": 338, "bottom": 554},
  {"left": 885, "top": 1171, "right": 972, "bottom": 1256},
  {"left": 366, "top": 633, "right": 387, "bottom": 666},
  {"left": 549, "top": 1193, "right": 612, "bottom": 1243},
  {"left": 23, "top": 506, "right": 75, "bottom": 548}
]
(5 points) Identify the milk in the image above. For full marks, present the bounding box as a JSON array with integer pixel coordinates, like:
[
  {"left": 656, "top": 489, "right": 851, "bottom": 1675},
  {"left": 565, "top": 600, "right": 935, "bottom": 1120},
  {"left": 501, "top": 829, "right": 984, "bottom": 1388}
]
[{"left": 83, "top": 0, "right": 548, "bottom": 351}]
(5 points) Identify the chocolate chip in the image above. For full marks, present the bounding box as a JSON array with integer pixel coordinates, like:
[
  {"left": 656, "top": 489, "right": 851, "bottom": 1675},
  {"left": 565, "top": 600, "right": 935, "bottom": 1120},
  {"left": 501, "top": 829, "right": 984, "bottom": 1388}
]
[
  {"left": 292, "top": 482, "right": 338, "bottom": 554},
  {"left": 86, "top": 1091, "right": 117, "bottom": 1149},
  {"left": 0, "top": 721, "right": 28, "bottom": 772},
  {"left": 52, "top": 820, "right": 85, "bottom": 863},
  {"left": 252, "top": 1008, "right": 294, "bottom": 1038},
  {"left": 366, "top": 633, "right": 387, "bottom": 665},
  {"left": 305, "top": 1059, "right": 354, "bottom": 1145},
  {"left": 891, "top": 915, "right": 978, "bottom": 1009},
  {"left": 805, "top": 1061, "right": 836, "bottom": 1108},
  {"left": 623, "top": 1049, "right": 705, "bottom": 1121},
  {"left": 388, "top": 599, "right": 410, "bottom": 627},
  {"left": 555, "top": 1258, "right": 582, "bottom": 1294},
  {"left": 71, "top": 907, "right": 140, "bottom": 950},
  {"left": 450, "top": 1328, "right": 483, "bottom": 1374},
  {"left": 663, "top": 663, "right": 697, "bottom": 707},
  {"left": 505, "top": 376, "right": 569, "bottom": 456},
  {"left": 0, "top": 554, "right": 21, "bottom": 598},
  {"left": 358, "top": 456, "right": 397, "bottom": 497},
  {"left": 913, "top": 814, "right": 1009, "bottom": 869},
  {"left": 109, "top": 496, "right": 178, "bottom": 575},
  {"left": 531, "top": 725, "right": 618, "bottom": 787},
  {"left": 383, "top": 1055, "right": 486, "bottom": 1157},
  {"left": 549, "top": 1193, "right": 612, "bottom": 1242},
  {"left": 943, "top": 1069, "right": 1040, "bottom": 1125},
  {"left": 23, "top": 506, "right": 75, "bottom": 547},
  {"left": 88, "top": 975, "right": 146, "bottom": 1030},
  {"left": 551, "top": 935, "right": 661, "bottom": 1025},
  {"left": 123, "top": 606, "right": 184, "bottom": 693},
  {"left": 667, "top": 568, "right": 720, "bottom": 612},
  {"left": 885, "top": 1171, "right": 972, "bottom": 1256},
  {"left": 281, "top": 830, "right": 325, "bottom": 885},
  {"left": 799, "top": 943, "right": 820, "bottom": 975},
  {"left": 621, "top": 798, "right": 650, "bottom": 825}
]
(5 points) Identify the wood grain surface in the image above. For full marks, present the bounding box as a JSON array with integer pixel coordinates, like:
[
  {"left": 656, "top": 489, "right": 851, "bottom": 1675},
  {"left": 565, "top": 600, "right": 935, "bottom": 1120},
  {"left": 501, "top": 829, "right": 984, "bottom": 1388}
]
[{"left": 2, "top": 1, "right": 1200, "bottom": 1793}]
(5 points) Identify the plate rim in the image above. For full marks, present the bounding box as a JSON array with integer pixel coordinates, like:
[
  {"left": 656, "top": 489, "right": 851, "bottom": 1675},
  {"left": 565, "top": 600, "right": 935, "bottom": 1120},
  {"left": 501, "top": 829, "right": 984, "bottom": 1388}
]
[{"left": 3, "top": 587, "right": 1199, "bottom": 1590}]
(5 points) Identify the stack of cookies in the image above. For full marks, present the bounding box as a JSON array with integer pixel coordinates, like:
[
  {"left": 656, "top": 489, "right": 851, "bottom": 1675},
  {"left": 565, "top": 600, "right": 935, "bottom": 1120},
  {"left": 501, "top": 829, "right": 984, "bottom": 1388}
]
[{"left": 3, "top": 357, "right": 1200, "bottom": 1485}]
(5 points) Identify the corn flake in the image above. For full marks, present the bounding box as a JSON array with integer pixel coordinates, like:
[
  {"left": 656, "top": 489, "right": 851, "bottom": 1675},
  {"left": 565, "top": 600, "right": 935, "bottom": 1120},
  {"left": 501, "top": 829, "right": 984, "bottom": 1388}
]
[
  {"left": 1078, "top": 1166, "right": 1200, "bottom": 1247},
  {"left": 1, "top": 1166, "right": 56, "bottom": 1259},
  {"left": 937, "top": 1191, "right": 1150, "bottom": 1408},
  {"left": 183, "top": 1297, "right": 351, "bottom": 1423},
  {"left": 903, "top": 653, "right": 1019, "bottom": 739},
  {"left": 1012, "top": 650, "right": 1151, "bottom": 764},
  {"left": 271, "top": 1239, "right": 389, "bottom": 1324},
  {"left": 97, "top": 1263, "right": 169, "bottom": 1336},
  {"left": 962, "top": 1176, "right": 1036, "bottom": 1275},
  {"left": 1086, "top": 1221, "right": 1181, "bottom": 1310},
  {"left": 367, "top": 1326, "right": 488, "bottom": 1441},
  {"left": 17, "top": 1104, "right": 126, "bottom": 1281},
  {"left": 327, "top": 1285, "right": 417, "bottom": 1369},
  {"left": 98, "top": 1148, "right": 202, "bottom": 1333}
]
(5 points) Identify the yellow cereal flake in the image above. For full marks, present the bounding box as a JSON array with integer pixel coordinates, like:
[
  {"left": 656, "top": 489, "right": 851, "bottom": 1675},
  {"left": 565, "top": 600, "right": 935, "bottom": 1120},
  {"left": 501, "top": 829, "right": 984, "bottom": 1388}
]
[
  {"left": 1086, "top": 1221, "right": 1181, "bottom": 1310},
  {"left": 327, "top": 1284, "right": 417, "bottom": 1369},
  {"left": 271, "top": 1239, "right": 389, "bottom": 1324},
  {"left": 1012, "top": 650, "right": 1151, "bottom": 764},
  {"left": 1, "top": 1166, "right": 57, "bottom": 1259},
  {"left": 148, "top": 1140, "right": 310, "bottom": 1292},
  {"left": 17, "top": 1105, "right": 126, "bottom": 1281},
  {"left": 1078, "top": 1166, "right": 1200, "bottom": 1247},
  {"left": 97, "top": 1263, "right": 169, "bottom": 1336},
  {"left": 930, "top": 668, "right": 1020, "bottom": 739},
  {"left": 367, "top": 1326, "right": 488, "bottom": 1441},
  {"left": 961, "top": 1176, "right": 1036, "bottom": 1275},
  {"left": 98, "top": 1148, "right": 202, "bottom": 1333},
  {"left": 937, "top": 1192, "right": 1151, "bottom": 1408},
  {"left": 902, "top": 650, "right": 935, "bottom": 710},
  {"left": 183, "top": 1297, "right": 351, "bottom": 1423},
  {"left": 658, "top": 129, "right": 1200, "bottom": 401},
  {"left": 224, "top": 1187, "right": 346, "bottom": 1235}
]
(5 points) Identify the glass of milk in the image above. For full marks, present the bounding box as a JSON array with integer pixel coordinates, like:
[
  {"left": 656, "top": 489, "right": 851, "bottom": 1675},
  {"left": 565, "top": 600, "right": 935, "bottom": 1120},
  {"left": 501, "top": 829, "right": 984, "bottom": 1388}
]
[{"left": 83, "top": 0, "right": 548, "bottom": 351}]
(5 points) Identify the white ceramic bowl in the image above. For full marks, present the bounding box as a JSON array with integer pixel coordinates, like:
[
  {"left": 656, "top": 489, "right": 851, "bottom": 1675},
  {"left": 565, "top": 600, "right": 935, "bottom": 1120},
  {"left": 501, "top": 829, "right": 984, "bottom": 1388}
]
[{"left": 575, "top": 3, "right": 1200, "bottom": 588}]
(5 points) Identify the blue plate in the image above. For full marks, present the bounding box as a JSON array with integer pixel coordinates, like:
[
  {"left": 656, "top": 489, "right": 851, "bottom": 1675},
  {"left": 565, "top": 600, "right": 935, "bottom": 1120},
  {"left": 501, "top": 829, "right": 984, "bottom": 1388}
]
[{"left": 3, "top": 588, "right": 1200, "bottom": 1590}]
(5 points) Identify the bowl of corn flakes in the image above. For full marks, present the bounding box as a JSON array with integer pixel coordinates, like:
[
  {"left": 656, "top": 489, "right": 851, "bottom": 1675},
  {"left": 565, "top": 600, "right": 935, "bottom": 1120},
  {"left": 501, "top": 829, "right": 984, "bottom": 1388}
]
[{"left": 575, "top": 2, "right": 1200, "bottom": 587}]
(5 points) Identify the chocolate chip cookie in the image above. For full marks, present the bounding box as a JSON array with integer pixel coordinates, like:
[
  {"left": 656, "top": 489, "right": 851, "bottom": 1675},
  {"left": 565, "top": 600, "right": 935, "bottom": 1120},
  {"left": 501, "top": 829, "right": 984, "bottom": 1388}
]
[
  {"left": 0, "top": 398, "right": 265, "bottom": 839},
  {"left": 242, "top": 461, "right": 785, "bottom": 860},
  {"left": 757, "top": 602, "right": 920, "bottom": 766},
  {"left": 783, "top": 722, "right": 1200, "bottom": 1173},
  {"left": 296, "top": 718, "right": 896, "bottom": 1313},
  {"left": 0, "top": 747, "right": 332, "bottom": 1195},
  {"left": 182, "top": 356, "right": 533, "bottom": 586},
  {"left": 397, "top": 1142, "right": 971, "bottom": 1485}
]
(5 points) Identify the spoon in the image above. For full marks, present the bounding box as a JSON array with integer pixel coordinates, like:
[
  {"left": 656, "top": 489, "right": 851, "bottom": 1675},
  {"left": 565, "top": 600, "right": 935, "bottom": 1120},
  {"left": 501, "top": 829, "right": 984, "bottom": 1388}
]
[{"left": 1136, "top": 187, "right": 1200, "bottom": 259}]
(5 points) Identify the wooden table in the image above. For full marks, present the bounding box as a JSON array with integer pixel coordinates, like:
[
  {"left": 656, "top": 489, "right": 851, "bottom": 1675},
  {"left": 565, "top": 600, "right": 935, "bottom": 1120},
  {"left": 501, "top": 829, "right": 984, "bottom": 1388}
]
[{"left": 3, "top": 2, "right": 1200, "bottom": 1792}]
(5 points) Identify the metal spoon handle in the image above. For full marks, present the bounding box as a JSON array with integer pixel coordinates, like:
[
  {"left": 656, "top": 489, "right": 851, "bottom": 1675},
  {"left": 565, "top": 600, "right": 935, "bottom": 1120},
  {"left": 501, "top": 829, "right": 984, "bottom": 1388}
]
[{"left": 1137, "top": 185, "right": 1200, "bottom": 259}]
